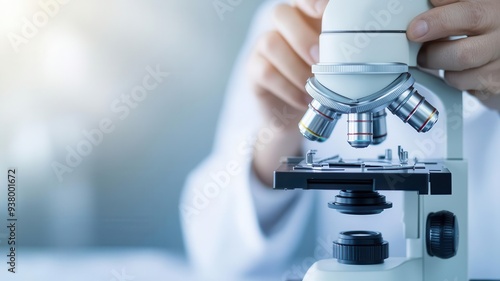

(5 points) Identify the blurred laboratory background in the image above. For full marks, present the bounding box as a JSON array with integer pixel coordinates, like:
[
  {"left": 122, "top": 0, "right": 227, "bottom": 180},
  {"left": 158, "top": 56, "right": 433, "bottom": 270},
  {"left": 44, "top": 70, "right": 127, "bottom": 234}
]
[{"left": 0, "top": 0, "right": 263, "bottom": 258}]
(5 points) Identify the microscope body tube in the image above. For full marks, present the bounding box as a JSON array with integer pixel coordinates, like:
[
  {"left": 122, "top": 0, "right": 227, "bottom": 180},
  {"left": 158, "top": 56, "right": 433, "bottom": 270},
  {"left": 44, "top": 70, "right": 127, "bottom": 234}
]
[{"left": 316, "top": 0, "right": 431, "bottom": 99}]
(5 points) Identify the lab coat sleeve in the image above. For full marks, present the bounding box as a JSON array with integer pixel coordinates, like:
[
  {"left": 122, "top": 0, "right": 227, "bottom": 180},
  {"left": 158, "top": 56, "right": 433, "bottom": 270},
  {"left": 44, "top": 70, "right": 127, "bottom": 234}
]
[{"left": 180, "top": 1, "right": 315, "bottom": 280}]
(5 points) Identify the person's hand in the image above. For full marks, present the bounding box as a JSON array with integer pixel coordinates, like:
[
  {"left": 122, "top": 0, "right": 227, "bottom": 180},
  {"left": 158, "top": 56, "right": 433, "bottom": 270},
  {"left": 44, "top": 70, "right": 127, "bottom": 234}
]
[
  {"left": 247, "top": 0, "right": 328, "bottom": 187},
  {"left": 407, "top": 0, "right": 500, "bottom": 112}
]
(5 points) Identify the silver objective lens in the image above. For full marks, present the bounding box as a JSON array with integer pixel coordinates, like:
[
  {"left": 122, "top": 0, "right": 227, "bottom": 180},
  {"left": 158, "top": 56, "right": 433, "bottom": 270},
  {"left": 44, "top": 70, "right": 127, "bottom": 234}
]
[
  {"left": 347, "top": 112, "right": 373, "bottom": 148},
  {"left": 388, "top": 87, "right": 439, "bottom": 132},
  {"left": 299, "top": 100, "right": 339, "bottom": 142},
  {"left": 372, "top": 110, "right": 387, "bottom": 145}
]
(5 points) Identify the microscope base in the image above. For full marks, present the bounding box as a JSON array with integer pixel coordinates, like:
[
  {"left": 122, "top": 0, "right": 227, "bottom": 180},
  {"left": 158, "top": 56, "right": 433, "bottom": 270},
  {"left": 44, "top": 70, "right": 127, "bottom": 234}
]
[{"left": 303, "top": 258, "right": 423, "bottom": 281}]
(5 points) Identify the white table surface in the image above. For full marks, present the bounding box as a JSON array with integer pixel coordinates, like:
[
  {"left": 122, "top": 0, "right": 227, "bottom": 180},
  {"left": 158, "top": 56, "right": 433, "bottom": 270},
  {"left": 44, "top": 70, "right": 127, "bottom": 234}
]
[
  {"left": 3, "top": 249, "right": 493, "bottom": 281},
  {"left": 0, "top": 249, "right": 197, "bottom": 281},
  {"left": 0, "top": 248, "right": 283, "bottom": 281}
]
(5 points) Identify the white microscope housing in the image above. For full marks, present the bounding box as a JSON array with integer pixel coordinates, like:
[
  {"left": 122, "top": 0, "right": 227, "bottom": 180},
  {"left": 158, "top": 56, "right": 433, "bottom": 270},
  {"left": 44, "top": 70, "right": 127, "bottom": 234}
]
[
  {"left": 299, "top": 0, "right": 438, "bottom": 148},
  {"left": 294, "top": 0, "right": 469, "bottom": 280}
]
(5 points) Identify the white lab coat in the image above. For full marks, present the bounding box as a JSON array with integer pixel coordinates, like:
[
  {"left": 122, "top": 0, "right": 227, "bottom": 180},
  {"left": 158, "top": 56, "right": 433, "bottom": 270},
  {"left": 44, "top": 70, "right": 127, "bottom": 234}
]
[{"left": 180, "top": 1, "right": 500, "bottom": 280}]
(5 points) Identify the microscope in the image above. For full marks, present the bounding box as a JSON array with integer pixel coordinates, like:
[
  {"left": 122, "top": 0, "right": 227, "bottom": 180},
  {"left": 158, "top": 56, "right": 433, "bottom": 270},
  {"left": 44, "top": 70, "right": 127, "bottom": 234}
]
[{"left": 274, "top": 0, "right": 468, "bottom": 280}]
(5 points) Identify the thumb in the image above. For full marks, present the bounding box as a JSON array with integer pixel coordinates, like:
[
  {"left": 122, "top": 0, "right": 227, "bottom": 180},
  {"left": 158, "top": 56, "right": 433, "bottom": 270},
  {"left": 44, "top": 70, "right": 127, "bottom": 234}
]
[{"left": 294, "top": 0, "right": 329, "bottom": 19}]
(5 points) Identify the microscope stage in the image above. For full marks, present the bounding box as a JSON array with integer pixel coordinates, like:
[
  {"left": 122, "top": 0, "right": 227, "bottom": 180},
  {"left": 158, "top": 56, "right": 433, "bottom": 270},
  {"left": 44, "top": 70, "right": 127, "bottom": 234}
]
[{"left": 274, "top": 157, "right": 451, "bottom": 195}]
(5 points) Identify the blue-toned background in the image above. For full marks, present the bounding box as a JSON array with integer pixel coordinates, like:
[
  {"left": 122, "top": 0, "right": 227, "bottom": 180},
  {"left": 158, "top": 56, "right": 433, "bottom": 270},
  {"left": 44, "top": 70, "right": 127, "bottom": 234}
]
[{"left": 0, "top": 0, "right": 262, "bottom": 256}]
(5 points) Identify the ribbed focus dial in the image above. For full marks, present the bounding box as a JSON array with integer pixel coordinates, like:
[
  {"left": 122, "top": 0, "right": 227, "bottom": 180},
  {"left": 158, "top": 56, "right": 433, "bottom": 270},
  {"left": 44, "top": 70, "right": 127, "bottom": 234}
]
[
  {"left": 332, "top": 231, "right": 389, "bottom": 265},
  {"left": 426, "top": 210, "right": 459, "bottom": 259}
]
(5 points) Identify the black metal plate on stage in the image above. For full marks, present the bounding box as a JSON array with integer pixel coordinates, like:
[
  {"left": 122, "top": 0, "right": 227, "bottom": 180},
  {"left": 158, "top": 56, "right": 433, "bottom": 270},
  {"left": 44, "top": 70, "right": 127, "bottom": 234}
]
[{"left": 274, "top": 158, "right": 451, "bottom": 195}]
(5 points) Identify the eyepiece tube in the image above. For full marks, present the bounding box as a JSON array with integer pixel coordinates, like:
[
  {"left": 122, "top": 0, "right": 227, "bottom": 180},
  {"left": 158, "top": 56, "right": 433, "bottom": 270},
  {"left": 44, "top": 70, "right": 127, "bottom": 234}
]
[
  {"left": 388, "top": 87, "right": 439, "bottom": 133},
  {"left": 299, "top": 100, "right": 339, "bottom": 142},
  {"left": 347, "top": 112, "right": 373, "bottom": 148}
]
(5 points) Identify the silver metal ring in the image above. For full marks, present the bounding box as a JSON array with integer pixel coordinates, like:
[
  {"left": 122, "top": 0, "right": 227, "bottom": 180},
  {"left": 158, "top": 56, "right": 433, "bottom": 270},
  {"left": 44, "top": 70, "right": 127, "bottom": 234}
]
[
  {"left": 312, "top": 63, "right": 409, "bottom": 75},
  {"left": 305, "top": 72, "right": 415, "bottom": 114}
]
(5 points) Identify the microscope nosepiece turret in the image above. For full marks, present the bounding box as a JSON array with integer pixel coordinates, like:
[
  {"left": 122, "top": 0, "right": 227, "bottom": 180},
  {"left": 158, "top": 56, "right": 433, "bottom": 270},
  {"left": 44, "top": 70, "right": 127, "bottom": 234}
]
[{"left": 298, "top": 0, "right": 439, "bottom": 148}]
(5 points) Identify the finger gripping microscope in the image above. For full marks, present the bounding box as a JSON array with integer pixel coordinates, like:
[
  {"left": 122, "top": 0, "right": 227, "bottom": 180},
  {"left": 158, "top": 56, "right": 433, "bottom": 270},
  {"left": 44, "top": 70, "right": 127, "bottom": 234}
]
[{"left": 274, "top": 0, "right": 468, "bottom": 280}]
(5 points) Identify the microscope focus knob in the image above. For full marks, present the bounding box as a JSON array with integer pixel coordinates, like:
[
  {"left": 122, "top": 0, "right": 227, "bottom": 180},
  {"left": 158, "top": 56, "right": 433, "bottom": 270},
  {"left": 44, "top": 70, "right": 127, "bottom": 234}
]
[
  {"left": 333, "top": 231, "right": 389, "bottom": 265},
  {"left": 426, "top": 210, "right": 459, "bottom": 259}
]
